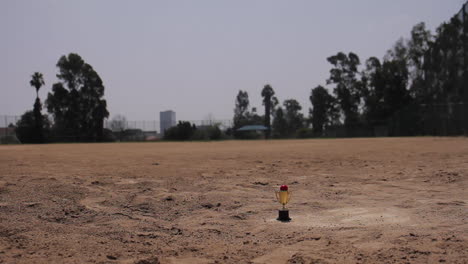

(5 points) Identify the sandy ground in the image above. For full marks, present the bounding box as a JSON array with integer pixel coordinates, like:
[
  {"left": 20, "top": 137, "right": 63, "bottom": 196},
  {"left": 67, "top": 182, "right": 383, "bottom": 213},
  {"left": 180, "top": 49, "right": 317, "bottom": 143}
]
[{"left": 0, "top": 138, "right": 467, "bottom": 264}]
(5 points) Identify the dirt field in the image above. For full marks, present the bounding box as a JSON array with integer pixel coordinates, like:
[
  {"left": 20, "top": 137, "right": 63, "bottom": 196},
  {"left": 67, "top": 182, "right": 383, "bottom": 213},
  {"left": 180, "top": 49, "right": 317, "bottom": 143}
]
[{"left": 0, "top": 138, "right": 467, "bottom": 263}]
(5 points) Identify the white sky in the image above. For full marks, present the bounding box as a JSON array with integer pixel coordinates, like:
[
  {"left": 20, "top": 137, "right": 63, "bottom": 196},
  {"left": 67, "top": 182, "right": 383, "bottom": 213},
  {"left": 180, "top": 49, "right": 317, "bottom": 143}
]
[{"left": 1, "top": 0, "right": 466, "bottom": 122}]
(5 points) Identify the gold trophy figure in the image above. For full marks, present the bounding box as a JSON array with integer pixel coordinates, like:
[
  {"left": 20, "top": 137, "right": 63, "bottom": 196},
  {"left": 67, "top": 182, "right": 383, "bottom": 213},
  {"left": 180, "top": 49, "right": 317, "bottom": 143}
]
[{"left": 275, "top": 185, "right": 292, "bottom": 221}]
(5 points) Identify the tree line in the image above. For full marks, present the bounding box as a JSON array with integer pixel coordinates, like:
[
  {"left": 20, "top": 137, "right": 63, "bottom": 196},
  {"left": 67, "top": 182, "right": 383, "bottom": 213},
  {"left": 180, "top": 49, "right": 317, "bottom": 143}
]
[
  {"left": 16, "top": 53, "right": 110, "bottom": 143},
  {"left": 14, "top": 3, "right": 467, "bottom": 143},
  {"left": 233, "top": 10, "right": 468, "bottom": 138}
]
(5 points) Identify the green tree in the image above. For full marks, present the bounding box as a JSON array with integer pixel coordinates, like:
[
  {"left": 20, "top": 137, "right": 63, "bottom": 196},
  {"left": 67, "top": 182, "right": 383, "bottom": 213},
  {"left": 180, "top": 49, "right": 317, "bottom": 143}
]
[
  {"left": 283, "top": 99, "right": 304, "bottom": 136},
  {"left": 261, "top": 84, "right": 276, "bottom": 138},
  {"left": 233, "top": 90, "right": 250, "bottom": 130},
  {"left": 15, "top": 110, "right": 51, "bottom": 143},
  {"left": 361, "top": 57, "right": 386, "bottom": 126},
  {"left": 407, "top": 22, "right": 432, "bottom": 101},
  {"left": 109, "top": 114, "right": 127, "bottom": 141},
  {"left": 233, "top": 90, "right": 255, "bottom": 138},
  {"left": 309, "top": 85, "right": 337, "bottom": 136},
  {"left": 380, "top": 60, "right": 411, "bottom": 113},
  {"left": 272, "top": 107, "right": 288, "bottom": 138},
  {"left": 361, "top": 54, "right": 412, "bottom": 128},
  {"left": 164, "top": 121, "right": 197, "bottom": 141},
  {"left": 246, "top": 107, "right": 264, "bottom": 125},
  {"left": 30, "top": 72, "right": 45, "bottom": 99},
  {"left": 414, "top": 16, "right": 466, "bottom": 135},
  {"left": 326, "top": 52, "right": 362, "bottom": 128},
  {"left": 46, "top": 53, "right": 109, "bottom": 142},
  {"left": 29, "top": 72, "right": 46, "bottom": 143},
  {"left": 433, "top": 18, "right": 464, "bottom": 103}
]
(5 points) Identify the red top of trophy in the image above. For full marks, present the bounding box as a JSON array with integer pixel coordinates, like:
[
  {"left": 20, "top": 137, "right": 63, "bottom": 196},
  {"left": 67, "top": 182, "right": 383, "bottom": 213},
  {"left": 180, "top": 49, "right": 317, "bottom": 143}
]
[{"left": 280, "top": 185, "right": 288, "bottom": 191}]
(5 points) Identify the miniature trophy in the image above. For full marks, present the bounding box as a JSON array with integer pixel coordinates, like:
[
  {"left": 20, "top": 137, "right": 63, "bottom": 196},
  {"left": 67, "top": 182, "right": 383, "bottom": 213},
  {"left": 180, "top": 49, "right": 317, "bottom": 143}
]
[{"left": 275, "top": 185, "right": 292, "bottom": 222}]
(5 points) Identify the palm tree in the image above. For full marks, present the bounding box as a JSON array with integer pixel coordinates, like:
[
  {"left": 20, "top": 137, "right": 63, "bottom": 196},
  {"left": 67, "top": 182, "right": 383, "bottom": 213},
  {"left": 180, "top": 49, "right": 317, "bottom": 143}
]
[
  {"left": 29, "top": 72, "right": 45, "bottom": 99},
  {"left": 29, "top": 72, "right": 45, "bottom": 143}
]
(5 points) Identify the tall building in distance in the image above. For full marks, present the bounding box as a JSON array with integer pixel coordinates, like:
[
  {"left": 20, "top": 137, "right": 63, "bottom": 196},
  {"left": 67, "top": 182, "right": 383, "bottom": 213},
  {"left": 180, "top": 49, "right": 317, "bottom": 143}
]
[{"left": 160, "top": 110, "right": 176, "bottom": 136}]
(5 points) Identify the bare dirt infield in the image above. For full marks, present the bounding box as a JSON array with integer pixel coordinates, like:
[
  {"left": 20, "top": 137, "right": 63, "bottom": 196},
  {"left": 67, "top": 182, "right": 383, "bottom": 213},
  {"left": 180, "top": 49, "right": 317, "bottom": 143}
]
[{"left": 0, "top": 138, "right": 467, "bottom": 263}]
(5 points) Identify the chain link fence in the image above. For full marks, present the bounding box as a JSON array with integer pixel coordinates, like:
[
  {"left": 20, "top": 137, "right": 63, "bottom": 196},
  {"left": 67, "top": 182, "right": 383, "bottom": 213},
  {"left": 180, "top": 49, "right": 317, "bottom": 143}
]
[
  {"left": 102, "top": 119, "right": 233, "bottom": 142},
  {"left": 394, "top": 102, "right": 468, "bottom": 136},
  {"left": 0, "top": 115, "right": 21, "bottom": 144},
  {"left": 103, "top": 119, "right": 233, "bottom": 132},
  {"left": 1, "top": 103, "right": 467, "bottom": 144},
  {"left": 322, "top": 102, "right": 468, "bottom": 137},
  {"left": 0, "top": 115, "right": 234, "bottom": 143}
]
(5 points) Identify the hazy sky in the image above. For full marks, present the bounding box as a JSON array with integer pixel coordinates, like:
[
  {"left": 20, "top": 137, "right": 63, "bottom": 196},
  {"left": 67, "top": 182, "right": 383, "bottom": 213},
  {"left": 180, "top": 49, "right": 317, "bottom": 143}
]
[{"left": 1, "top": 1, "right": 466, "bottom": 122}]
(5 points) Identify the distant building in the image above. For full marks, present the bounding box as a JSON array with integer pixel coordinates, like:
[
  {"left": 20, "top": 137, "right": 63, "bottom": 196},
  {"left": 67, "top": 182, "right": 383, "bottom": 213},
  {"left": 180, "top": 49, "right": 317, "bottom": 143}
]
[{"left": 160, "top": 110, "right": 176, "bottom": 136}]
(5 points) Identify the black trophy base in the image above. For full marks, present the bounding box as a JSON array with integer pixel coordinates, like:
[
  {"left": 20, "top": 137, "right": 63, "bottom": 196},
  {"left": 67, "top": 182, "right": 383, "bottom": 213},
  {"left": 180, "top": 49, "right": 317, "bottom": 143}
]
[{"left": 277, "top": 209, "right": 291, "bottom": 222}]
